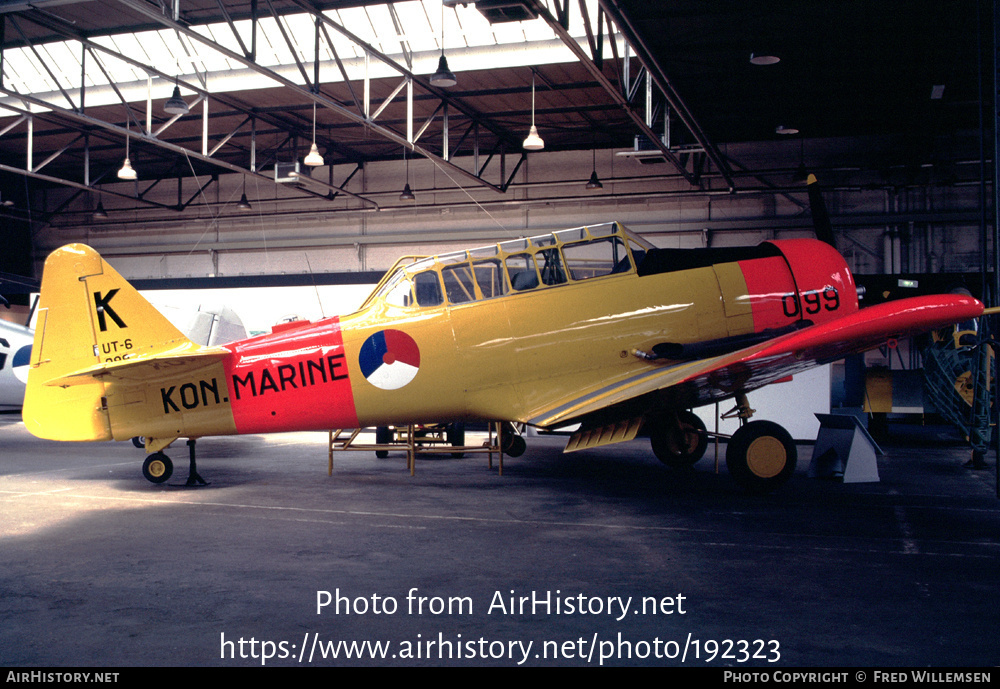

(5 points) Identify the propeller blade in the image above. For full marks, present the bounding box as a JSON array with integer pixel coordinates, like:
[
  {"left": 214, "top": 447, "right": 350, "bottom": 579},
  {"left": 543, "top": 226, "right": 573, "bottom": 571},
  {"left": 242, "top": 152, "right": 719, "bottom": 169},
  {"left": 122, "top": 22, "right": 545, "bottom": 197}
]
[{"left": 806, "top": 173, "right": 836, "bottom": 247}]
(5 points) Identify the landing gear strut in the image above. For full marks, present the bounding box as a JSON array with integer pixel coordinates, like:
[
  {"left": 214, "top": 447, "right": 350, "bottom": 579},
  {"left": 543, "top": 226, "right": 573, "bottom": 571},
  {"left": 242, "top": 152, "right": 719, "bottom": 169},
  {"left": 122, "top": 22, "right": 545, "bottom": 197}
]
[{"left": 140, "top": 439, "right": 208, "bottom": 486}]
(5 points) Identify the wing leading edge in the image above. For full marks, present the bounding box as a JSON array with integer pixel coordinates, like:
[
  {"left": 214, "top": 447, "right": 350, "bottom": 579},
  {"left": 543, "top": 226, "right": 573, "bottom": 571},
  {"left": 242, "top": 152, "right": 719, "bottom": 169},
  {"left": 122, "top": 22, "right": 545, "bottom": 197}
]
[{"left": 527, "top": 293, "right": 984, "bottom": 431}]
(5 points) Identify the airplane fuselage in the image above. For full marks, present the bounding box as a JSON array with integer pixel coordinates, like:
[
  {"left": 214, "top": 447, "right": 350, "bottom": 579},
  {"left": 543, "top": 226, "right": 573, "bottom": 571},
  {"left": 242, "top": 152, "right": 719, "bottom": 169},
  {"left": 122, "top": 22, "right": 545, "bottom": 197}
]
[
  {"left": 24, "top": 222, "right": 985, "bottom": 490},
  {"left": 89, "top": 223, "right": 856, "bottom": 443}
]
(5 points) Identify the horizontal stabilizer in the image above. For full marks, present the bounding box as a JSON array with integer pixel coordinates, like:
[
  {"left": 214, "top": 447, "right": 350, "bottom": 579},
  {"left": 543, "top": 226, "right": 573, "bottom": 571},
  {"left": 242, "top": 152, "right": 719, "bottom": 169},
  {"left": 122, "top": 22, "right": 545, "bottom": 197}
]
[{"left": 43, "top": 343, "right": 230, "bottom": 387}]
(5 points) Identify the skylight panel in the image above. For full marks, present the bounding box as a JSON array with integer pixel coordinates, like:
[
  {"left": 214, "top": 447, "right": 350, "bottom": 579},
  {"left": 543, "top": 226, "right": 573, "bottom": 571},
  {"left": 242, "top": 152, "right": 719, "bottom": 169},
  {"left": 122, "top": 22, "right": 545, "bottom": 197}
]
[
  {"left": 95, "top": 34, "right": 151, "bottom": 83},
  {"left": 362, "top": 5, "right": 397, "bottom": 54},
  {"left": 2, "top": 49, "right": 47, "bottom": 93},
  {"left": 254, "top": 17, "right": 287, "bottom": 67},
  {"left": 392, "top": 2, "right": 437, "bottom": 53},
  {"left": 39, "top": 41, "right": 82, "bottom": 91},
  {"left": 321, "top": 12, "right": 365, "bottom": 60},
  {"left": 199, "top": 23, "right": 231, "bottom": 57},
  {"left": 279, "top": 14, "right": 314, "bottom": 63},
  {"left": 0, "top": 0, "right": 601, "bottom": 108}
]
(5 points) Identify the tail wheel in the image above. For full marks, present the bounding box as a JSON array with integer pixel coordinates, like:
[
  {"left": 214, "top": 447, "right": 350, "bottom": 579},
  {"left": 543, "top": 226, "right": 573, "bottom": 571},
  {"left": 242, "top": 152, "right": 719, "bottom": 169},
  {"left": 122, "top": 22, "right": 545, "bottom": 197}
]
[
  {"left": 142, "top": 452, "right": 173, "bottom": 484},
  {"left": 650, "top": 410, "right": 708, "bottom": 468},
  {"left": 725, "top": 420, "right": 796, "bottom": 493}
]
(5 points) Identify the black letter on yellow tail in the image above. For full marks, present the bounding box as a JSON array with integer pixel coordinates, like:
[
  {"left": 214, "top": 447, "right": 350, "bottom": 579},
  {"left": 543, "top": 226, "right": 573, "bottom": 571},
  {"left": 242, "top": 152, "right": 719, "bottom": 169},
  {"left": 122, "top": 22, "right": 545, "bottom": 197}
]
[{"left": 93, "top": 289, "right": 127, "bottom": 331}]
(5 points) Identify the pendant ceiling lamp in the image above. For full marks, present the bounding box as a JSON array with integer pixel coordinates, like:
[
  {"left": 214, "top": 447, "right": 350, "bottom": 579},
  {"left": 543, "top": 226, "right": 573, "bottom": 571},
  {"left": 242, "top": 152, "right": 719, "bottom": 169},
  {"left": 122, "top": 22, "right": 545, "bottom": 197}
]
[
  {"left": 237, "top": 176, "right": 252, "bottom": 211},
  {"left": 430, "top": 4, "right": 457, "bottom": 87},
  {"left": 118, "top": 120, "right": 137, "bottom": 180},
  {"left": 586, "top": 148, "right": 603, "bottom": 189},
  {"left": 522, "top": 70, "right": 544, "bottom": 151},
  {"left": 164, "top": 77, "right": 189, "bottom": 115},
  {"left": 400, "top": 148, "right": 415, "bottom": 201},
  {"left": 304, "top": 100, "right": 324, "bottom": 167}
]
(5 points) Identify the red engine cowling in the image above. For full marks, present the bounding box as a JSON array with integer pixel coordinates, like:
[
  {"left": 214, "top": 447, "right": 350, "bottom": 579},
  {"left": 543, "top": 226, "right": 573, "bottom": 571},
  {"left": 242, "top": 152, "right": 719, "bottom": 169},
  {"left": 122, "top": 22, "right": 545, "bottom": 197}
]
[{"left": 738, "top": 238, "right": 859, "bottom": 333}]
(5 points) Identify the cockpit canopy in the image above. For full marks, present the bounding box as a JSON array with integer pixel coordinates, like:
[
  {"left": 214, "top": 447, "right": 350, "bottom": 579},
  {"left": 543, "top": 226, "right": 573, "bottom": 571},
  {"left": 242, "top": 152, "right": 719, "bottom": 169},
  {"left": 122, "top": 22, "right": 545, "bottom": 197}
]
[{"left": 365, "top": 222, "right": 655, "bottom": 311}]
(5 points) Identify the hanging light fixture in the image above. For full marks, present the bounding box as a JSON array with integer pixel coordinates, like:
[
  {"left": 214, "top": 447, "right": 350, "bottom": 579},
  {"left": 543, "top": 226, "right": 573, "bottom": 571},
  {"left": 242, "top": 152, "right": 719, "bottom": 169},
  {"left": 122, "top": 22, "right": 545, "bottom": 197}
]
[
  {"left": 93, "top": 199, "right": 108, "bottom": 220},
  {"left": 750, "top": 52, "right": 780, "bottom": 66},
  {"left": 400, "top": 148, "right": 415, "bottom": 200},
  {"left": 430, "top": 55, "right": 457, "bottom": 88},
  {"left": 430, "top": 3, "right": 457, "bottom": 87},
  {"left": 237, "top": 176, "right": 252, "bottom": 211},
  {"left": 118, "top": 121, "right": 137, "bottom": 180},
  {"left": 522, "top": 70, "right": 544, "bottom": 151},
  {"left": 164, "top": 77, "right": 189, "bottom": 115},
  {"left": 586, "top": 148, "right": 603, "bottom": 189},
  {"left": 304, "top": 100, "right": 325, "bottom": 167}
]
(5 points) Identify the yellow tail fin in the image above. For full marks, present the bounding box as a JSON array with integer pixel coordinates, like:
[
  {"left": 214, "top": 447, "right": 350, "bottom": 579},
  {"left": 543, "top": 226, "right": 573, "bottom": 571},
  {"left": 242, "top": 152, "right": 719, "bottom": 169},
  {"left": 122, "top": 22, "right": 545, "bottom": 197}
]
[{"left": 23, "top": 244, "right": 193, "bottom": 441}]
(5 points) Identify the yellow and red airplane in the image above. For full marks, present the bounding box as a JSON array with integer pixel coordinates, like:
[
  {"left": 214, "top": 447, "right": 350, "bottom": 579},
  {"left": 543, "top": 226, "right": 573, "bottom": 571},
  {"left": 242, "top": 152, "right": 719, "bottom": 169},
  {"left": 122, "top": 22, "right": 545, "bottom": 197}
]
[{"left": 22, "top": 215, "right": 986, "bottom": 492}]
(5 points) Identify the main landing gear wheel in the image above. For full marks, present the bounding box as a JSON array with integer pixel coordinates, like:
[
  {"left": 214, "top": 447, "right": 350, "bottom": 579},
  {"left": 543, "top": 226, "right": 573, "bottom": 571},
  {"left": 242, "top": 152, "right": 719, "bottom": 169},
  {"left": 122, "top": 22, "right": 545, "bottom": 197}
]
[
  {"left": 142, "top": 452, "right": 173, "bottom": 484},
  {"left": 500, "top": 426, "right": 526, "bottom": 457},
  {"left": 650, "top": 410, "right": 708, "bottom": 468},
  {"left": 374, "top": 426, "right": 392, "bottom": 458},
  {"left": 725, "top": 420, "right": 797, "bottom": 493},
  {"left": 447, "top": 422, "right": 466, "bottom": 458}
]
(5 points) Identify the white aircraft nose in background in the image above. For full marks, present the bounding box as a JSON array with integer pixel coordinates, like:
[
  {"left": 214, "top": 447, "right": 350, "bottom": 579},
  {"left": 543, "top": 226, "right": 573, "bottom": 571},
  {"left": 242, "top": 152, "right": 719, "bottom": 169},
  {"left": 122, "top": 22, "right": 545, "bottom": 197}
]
[{"left": 1, "top": 319, "right": 33, "bottom": 411}]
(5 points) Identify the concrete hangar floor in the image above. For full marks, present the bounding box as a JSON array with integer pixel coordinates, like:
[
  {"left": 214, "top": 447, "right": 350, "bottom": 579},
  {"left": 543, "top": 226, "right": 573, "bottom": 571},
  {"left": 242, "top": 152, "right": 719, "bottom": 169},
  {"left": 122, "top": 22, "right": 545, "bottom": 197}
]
[{"left": 0, "top": 415, "right": 996, "bottom": 668}]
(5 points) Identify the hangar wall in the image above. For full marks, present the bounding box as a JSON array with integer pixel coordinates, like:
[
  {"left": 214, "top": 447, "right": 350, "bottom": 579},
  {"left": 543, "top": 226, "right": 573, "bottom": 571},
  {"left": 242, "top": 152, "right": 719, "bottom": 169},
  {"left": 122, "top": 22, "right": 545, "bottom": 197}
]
[{"left": 32, "top": 135, "right": 987, "bottom": 284}]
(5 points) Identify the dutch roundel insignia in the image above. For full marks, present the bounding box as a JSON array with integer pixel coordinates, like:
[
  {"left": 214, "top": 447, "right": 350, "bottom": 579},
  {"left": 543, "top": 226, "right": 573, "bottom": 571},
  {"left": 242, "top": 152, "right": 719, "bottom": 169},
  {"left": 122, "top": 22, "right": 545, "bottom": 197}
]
[{"left": 359, "top": 329, "right": 420, "bottom": 390}]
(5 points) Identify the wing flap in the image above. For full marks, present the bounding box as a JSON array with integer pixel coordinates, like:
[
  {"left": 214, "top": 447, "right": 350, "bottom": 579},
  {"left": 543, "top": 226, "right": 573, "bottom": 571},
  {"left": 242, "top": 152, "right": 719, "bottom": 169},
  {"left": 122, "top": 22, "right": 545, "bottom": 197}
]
[
  {"left": 528, "top": 294, "right": 984, "bottom": 429},
  {"left": 565, "top": 417, "right": 644, "bottom": 452}
]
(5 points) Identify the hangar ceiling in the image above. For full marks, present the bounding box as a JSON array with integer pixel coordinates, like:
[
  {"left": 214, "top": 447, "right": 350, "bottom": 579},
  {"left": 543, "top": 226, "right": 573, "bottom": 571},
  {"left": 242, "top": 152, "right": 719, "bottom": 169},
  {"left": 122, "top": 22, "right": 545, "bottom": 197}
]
[{"left": 0, "top": 0, "right": 993, "bottom": 281}]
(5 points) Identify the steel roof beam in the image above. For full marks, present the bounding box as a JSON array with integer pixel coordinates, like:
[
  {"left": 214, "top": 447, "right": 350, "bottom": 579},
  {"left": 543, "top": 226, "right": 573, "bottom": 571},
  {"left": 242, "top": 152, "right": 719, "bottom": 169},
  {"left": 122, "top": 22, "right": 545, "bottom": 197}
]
[
  {"left": 10, "top": 8, "right": 371, "bottom": 166},
  {"left": 113, "top": 0, "right": 508, "bottom": 194},
  {"left": 0, "top": 84, "right": 377, "bottom": 208},
  {"left": 598, "top": 0, "right": 736, "bottom": 190},
  {"left": 533, "top": 0, "right": 707, "bottom": 187}
]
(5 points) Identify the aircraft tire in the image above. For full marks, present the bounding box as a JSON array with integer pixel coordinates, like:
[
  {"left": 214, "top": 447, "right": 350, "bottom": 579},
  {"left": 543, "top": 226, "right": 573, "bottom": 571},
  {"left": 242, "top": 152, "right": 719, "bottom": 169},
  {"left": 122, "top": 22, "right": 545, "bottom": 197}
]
[
  {"left": 142, "top": 452, "right": 173, "bottom": 484},
  {"left": 725, "top": 420, "right": 797, "bottom": 493},
  {"left": 131, "top": 436, "right": 145, "bottom": 449},
  {"left": 448, "top": 422, "right": 465, "bottom": 458},
  {"left": 375, "top": 427, "right": 392, "bottom": 459},
  {"left": 650, "top": 410, "right": 708, "bottom": 468},
  {"left": 501, "top": 431, "right": 526, "bottom": 457}
]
